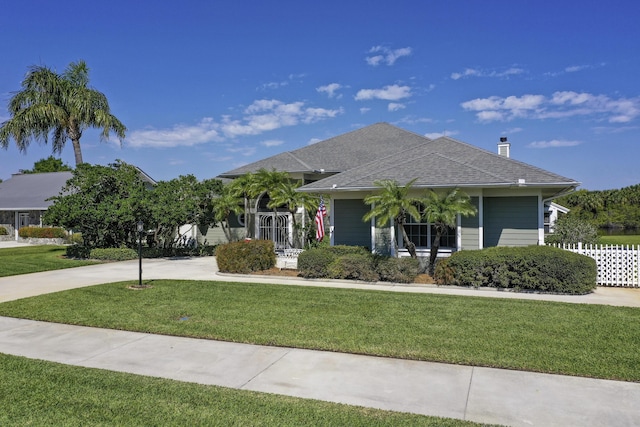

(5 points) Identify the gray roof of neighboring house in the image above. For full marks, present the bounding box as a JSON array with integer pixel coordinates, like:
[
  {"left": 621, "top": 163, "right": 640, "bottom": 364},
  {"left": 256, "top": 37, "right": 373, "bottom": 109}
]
[
  {"left": 218, "top": 123, "right": 431, "bottom": 177},
  {"left": 296, "top": 135, "right": 579, "bottom": 194},
  {"left": 0, "top": 172, "right": 73, "bottom": 210}
]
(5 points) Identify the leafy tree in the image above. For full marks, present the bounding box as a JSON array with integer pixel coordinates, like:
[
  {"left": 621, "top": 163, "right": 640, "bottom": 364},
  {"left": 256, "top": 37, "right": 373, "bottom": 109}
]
[
  {"left": 545, "top": 215, "right": 598, "bottom": 245},
  {"left": 421, "top": 188, "right": 477, "bottom": 274},
  {"left": 146, "top": 175, "right": 222, "bottom": 247},
  {"left": 0, "top": 60, "right": 126, "bottom": 165},
  {"left": 44, "top": 161, "right": 148, "bottom": 248},
  {"left": 21, "top": 156, "right": 72, "bottom": 174},
  {"left": 363, "top": 179, "right": 420, "bottom": 258}
]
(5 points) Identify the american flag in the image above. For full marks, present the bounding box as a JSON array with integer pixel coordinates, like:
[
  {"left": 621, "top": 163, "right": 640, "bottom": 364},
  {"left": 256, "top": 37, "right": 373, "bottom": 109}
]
[{"left": 315, "top": 197, "right": 327, "bottom": 241}]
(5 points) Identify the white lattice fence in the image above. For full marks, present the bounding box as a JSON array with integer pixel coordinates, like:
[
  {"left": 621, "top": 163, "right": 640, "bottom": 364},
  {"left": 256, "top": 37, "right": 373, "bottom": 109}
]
[{"left": 549, "top": 243, "right": 640, "bottom": 287}]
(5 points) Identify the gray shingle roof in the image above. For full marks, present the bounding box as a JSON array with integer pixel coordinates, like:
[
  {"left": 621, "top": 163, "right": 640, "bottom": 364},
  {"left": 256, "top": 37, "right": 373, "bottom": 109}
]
[
  {"left": 0, "top": 172, "right": 73, "bottom": 210},
  {"left": 297, "top": 135, "right": 578, "bottom": 193},
  {"left": 218, "top": 123, "right": 430, "bottom": 177}
]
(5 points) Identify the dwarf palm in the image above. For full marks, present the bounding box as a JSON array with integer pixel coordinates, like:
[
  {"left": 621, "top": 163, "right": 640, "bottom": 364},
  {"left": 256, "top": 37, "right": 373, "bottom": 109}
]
[
  {"left": 422, "top": 188, "right": 477, "bottom": 274},
  {"left": 363, "top": 179, "right": 420, "bottom": 258}
]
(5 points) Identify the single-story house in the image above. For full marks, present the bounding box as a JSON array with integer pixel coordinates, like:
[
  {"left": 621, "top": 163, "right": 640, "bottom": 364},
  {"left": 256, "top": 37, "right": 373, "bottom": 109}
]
[
  {"left": 0, "top": 167, "right": 157, "bottom": 241},
  {"left": 0, "top": 171, "right": 73, "bottom": 240},
  {"left": 217, "top": 122, "right": 579, "bottom": 257}
]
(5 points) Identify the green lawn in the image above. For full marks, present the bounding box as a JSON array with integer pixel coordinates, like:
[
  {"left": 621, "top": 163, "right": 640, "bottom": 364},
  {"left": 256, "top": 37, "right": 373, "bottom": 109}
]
[
  {"left": 598, "top": 234, "right": 640, "bottom": 246},
  {"left": 1, "top": 280, "right": 639, "bottom": 382},
  {"left": 0, "top": 353, "right": 483, "bottom": 426},
  {"left": 0, "top": 245, "right": 98, "bottom": 277}
]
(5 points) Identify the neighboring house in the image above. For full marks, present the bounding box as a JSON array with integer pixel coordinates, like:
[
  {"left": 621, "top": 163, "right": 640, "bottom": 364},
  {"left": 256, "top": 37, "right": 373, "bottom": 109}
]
[
  {"left": 0, "top": 171, "right": 73, "bottom": 240},
  {"left": 219, "top": 123, "right": 579, "bottom": 256},
  {"left": 0, "top": 167, "right": 157, "bottom": 241},
  {"left": 544, "top": 202, "right": 570, "bottom": 234}
]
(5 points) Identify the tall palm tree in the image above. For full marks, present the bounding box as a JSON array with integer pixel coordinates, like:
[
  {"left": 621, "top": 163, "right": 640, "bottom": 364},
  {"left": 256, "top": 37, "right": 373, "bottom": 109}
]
[
  {"left": 363, "top": 179, "right": 420, "bottom": 258},
  {"left": 0, "top": 60, "right": 126, "bottom": 165},
  {"left": 422, "top": 188, "right": 477, "bottom": 274},
  {"left": 228, "top": 172, "right": 258, "bottom": 238}
]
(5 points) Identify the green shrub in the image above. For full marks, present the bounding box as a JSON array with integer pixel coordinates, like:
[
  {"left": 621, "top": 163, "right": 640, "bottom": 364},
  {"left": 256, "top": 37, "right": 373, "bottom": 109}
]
[
  {"left": 216, "top": 239, "right": 275, "bottom": 273},
  {"left": 434, "top": 246, "right": 597, "bottom": 294},
  {"left": 326, "top": 245, "right": 370, "bottom": 256},
  {"left": 90, "top": 248, "right": 138, "bottom": 261},
  {"left": 327, "top": 253, "right": 379, "bottom": 281},
  {"left": 0, "top": 226, "right": 8, "bottom": 236},
  {"left": 18, "top": 226, "right": 66, "bottom": 239},
  {"left": 67, "top": 232, "right": 83, "bottom": 245},
  {"left": 66, "top": 245, "right": 92, "bottom": 259},
  {"left": 297, "top": 248, "right": 336, "bottom": 278},
  {"left": 375, "top": 256, "right": 420, "bottom": 283}
]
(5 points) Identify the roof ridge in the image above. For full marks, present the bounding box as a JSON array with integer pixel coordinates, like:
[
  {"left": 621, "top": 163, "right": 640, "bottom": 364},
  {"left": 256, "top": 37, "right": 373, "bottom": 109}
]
[{"left": 285, "top": 151, "right": 313, "bottom": 170}]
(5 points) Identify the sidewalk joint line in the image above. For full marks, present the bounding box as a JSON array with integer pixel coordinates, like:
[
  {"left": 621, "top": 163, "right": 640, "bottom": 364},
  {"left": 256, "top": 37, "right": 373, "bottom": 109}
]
[
  {"left": 463, "top": 366, "right": 474, "bottom": 420},
  {"left": 238, "top": 348, "right": 292, "bottom": 389}
]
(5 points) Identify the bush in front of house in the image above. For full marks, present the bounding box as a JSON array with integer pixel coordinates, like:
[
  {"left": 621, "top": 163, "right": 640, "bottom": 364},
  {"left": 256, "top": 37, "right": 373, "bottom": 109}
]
[
  {"left": 216, "top": 239, "right": 275, "bottom": 273},
  {"left": 327, "top": 253, "right": 379, "bottom": 282},
  {"left": 65, "top": 245, "right": 92, "bottom": 259},
  {"left": 0, "top": 226, "right": 8, "bottom": 236},
  {"left": 374, "top": 256, "right": 420, "bottom": 284},
  {"left": 298, "top": 246, "right": 419, "bottom": 283},
  {"left": 18, "top": 226, "right": 66, "bottom": 239},
  {"left": 90, "top": 248, "right": 138, "bottom": 261},
  {"left": 434, "top": 245, "right": 597, "bottom": 294}
]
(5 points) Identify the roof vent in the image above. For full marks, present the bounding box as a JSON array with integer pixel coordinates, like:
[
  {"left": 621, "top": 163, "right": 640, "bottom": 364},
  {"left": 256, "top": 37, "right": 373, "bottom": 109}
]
[{"left": 498, "top": 137, "right": 510, "bottom": 158}]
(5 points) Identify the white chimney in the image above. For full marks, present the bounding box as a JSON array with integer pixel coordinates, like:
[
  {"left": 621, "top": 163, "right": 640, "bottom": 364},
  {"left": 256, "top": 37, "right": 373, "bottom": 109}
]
[{"left": 498, "top": 136, "right": 510, "bottom": 158}]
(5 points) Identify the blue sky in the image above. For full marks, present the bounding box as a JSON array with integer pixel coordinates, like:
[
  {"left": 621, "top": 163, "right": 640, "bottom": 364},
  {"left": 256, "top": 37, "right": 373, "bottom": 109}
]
[{"left": 1, "top": 0, "right": 639, "bottom": 190}]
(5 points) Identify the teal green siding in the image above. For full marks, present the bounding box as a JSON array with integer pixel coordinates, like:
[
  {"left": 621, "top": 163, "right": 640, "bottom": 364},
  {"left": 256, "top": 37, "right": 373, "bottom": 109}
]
[
  {"left": 461, "top": 197, "right": 480, "bottom": 250},
  {"left": 334, "top": 199, "right": 371, "bottom": 249},
  {"left": 483, "top": 196, "right": 538, "bottom": 247}
]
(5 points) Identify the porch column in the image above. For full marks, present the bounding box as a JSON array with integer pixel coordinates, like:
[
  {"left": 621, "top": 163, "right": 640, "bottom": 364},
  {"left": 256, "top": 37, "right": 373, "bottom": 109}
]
[
  {"left": 478, "top": 193, "right": 484, "bottom": 249},
  {"left": 538, "top": 194, "right": 545, "bottom": 245}
]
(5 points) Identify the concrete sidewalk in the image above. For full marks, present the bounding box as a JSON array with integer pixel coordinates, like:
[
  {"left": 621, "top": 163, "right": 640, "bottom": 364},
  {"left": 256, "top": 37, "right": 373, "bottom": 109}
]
[
  {"left": 1, "top": 254, "right": 640, "bottom": 425},
  {"left": 0, "top": 316, "right": 638, "bottom": 426}
]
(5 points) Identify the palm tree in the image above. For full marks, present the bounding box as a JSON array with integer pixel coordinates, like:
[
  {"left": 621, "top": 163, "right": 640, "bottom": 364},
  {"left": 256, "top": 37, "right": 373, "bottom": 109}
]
[
  {"left": 268, "top": 179, "right": 317, "bottom": 248},
  {"left": 363, "top": 179, "right": 420, "bottom": 258},
  {"left": 0, "top": 60, "right": 126, "bottom": 165},
  {"left": 421, "top": 188, "right": 477, "bottom": 274},
  {"left": 228, "top": 172, "right": 258, "bottom": 238},
  {"left": 211, "top": 185, "right": 244, "bottom": 242}
]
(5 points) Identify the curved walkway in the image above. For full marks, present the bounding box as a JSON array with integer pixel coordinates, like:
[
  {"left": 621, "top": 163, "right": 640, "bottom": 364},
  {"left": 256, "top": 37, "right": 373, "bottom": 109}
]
[{"left": 0, "top": 255, "right": 639, "bottom": 426}]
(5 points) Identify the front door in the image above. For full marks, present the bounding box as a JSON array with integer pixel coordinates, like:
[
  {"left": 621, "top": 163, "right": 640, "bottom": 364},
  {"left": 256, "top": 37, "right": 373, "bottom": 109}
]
[{"left": 18, "top": 213, "right": 30, "bottom": 229}]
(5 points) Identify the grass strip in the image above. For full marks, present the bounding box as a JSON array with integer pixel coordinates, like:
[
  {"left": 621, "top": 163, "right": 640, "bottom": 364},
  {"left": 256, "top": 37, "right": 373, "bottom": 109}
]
[
  {"left": 1, "top": 280, "right": 639, "bottom": 381},
  {"left": 0, "top": 353, "right": 484, "bottom": 426},
  {"left": 0, "top": 245, "right": 98, "bottom": 277}
]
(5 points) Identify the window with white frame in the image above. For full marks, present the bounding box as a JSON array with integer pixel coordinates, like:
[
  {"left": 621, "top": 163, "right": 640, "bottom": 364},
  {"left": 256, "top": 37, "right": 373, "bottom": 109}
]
[{"left": 403, "top": 204, "right": 456, "bottom": 249}]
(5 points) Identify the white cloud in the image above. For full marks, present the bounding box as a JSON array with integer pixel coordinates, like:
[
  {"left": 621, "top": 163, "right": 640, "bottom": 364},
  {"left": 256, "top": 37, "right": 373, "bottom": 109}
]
[
  {"left": 317, "top": 83, "right": 343, "bottom": 98},
  {"left": 355, "top": 84, "right": 412, "bottom": 101},
  {"left": 128, "top": 99, "right": 342, "bottom": 148},
  {"left": 226, "top": 145, "right": 257, "bottom": 156},
  {"left": 260, "top": 139, "right": 284, "bottom": 147},
  {"left": 462, "top": 91, "right": 640, "bottom": 123},
  {"left": 565, "top": 65, "right": 589, "bottom": 73},
  {"left": 127, "top": 117, "right": 223, "bottom": 148},
  {"left": 366, "top": 46, "right": 412, "bottom": 66},
  {"left": 360, "top": 107, "right": 371, "bottom": 114},
  {"left": 528, "top": 139, "right": 582, "bottom": 148},
  {"left": 424, "top": 130, "right": 459, "bottom": 139},
  {"left": 388, "top": 102, "right": 406, "bottom": 112},
  {"left": 307, "top": 138, "right": 322, "bottom": 145},
  {"left": 451, "top": 67, "right": 524, "bottom": 80}
]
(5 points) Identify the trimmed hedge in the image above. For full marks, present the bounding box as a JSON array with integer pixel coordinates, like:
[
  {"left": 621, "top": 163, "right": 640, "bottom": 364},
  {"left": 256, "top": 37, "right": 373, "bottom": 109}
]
[
  {"left": 90, "top": 248, "right": 138, "bottom": 261},
  {"left": 66, "top": 245, "right": 92, "bottom": 259},
  {"left": 0, "top": 226, "right": 8, "bottom": 236},
  {"left": 374, "top": 256, "right": 420, "bottom": 284},
  {"left": 18, "top": 227, "right": 66, "bottom": 239},
  {"left": 298, "top": 246, "right": 419, "bottom": 283},
  {"left": 216, "top": 239, "right": 275, "bottom": 273},
  {"left": 435, "top": 246, "right": 597, "bottom": 294}
]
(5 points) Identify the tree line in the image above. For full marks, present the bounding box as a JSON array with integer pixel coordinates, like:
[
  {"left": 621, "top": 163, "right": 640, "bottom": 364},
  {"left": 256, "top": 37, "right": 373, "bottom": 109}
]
[{"left": 555, "top": 184, "right": 640, "bottom": 230}]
